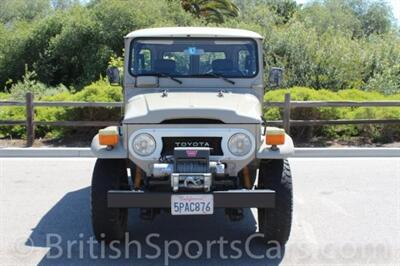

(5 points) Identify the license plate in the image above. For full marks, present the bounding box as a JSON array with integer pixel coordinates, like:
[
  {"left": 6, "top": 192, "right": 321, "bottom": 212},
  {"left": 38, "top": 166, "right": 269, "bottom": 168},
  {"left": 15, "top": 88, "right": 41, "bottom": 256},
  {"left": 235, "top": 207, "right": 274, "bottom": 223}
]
[{"left": 171, "top": 194, "right": 214, "bottom": 215}]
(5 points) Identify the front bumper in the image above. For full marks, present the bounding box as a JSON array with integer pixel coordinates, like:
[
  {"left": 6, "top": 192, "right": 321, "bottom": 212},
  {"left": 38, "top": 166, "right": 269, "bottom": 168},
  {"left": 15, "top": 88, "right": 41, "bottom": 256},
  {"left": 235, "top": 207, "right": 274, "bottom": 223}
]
[{"left": 108, "top": 189, "right": 275, "bottom": 208}]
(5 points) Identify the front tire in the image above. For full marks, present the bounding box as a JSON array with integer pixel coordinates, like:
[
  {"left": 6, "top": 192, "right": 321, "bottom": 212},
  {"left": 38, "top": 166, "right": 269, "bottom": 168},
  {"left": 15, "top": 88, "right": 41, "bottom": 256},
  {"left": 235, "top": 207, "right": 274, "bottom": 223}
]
[
  {"left": 91, "top": 159, "right": 128, "bottom": 242},
  {"left": 258, "top": 159, "right": 293, "bottom": 245}
]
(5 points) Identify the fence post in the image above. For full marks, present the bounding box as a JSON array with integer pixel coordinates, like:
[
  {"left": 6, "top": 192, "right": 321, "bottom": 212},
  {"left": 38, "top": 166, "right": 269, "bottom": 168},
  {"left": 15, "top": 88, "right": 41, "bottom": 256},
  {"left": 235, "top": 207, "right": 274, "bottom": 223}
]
[
  {"left": 25, "top": 92, "right": 34, "bottom": 147},
  {"left": 283, "top": 93, "right": 291, "bottom": 134}
]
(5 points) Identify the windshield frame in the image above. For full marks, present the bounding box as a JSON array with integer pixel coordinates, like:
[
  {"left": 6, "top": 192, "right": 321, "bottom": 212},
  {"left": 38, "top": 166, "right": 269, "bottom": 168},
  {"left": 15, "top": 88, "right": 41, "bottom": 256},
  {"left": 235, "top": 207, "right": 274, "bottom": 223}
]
[{"left": 128, "top": 37, "right": 259, "bottom": 79}]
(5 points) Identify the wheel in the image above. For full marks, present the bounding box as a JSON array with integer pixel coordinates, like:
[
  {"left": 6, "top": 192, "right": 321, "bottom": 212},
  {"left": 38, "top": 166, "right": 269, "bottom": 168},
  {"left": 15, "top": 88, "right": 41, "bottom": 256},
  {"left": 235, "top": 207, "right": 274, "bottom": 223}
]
[
  {"left": 257, "top": 159, "right": 293, "bottom": 245},
  {"left": 91, "top": 158, "right": 128, "bottom": 242}
]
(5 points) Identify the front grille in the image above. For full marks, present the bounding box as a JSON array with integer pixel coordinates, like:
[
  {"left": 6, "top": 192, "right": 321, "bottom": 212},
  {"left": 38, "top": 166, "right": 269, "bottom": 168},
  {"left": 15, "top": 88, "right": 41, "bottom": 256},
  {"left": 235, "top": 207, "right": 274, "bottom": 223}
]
[{"left": 161, "top": 137, "right": 223, "bottom": 156}]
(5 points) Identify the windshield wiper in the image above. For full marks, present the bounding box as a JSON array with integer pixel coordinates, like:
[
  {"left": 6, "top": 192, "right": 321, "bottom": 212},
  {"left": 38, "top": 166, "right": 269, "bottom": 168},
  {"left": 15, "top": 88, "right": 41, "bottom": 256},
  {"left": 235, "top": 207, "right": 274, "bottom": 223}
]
[
  {"left": 194, "top": 73, "right": 235, "bottom": 85},
  {"left": 145, "top": 72, "right": 182, "bottom": 84}
]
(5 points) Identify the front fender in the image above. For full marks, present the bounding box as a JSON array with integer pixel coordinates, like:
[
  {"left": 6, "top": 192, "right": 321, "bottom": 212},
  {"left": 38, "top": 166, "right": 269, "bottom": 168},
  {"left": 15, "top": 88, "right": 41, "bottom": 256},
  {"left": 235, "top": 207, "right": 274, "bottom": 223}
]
[
  {"left": 91, "top": 134, "right": 128, "bottom": 159},
  {"left": 256, "top": 134, "right": 294, "bottom": 159}
]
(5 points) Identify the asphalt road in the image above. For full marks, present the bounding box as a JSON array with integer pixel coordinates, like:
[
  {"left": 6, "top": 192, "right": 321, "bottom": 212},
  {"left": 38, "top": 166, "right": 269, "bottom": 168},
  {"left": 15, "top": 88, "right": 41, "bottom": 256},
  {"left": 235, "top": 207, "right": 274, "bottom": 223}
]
[{"left": 0, "top": 158, "right": 399, "bottom": 265}]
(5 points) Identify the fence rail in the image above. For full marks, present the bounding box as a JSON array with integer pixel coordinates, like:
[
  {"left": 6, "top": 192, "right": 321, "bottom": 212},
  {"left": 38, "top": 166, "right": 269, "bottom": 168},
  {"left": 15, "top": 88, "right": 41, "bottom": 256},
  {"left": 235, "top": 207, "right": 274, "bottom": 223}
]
[
  {"left": 264, "top": 93, "right": 400, "bottom": 134},
  {"left": 265, "top": 101, "right": 400, "bottom": 108},
  {"left": 0, "top": 100, "right": 123, "bottom": 107},
  {"left": 1, "top": 92, "right": 399, "bottom": 147}
]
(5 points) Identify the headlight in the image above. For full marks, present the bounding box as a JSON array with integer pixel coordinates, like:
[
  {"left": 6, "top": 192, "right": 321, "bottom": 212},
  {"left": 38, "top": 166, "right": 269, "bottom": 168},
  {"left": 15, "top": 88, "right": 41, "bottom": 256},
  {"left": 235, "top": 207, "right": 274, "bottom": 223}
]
[
  {"left": 132, "top": 133, "right": 156, "bottom": 156},
  {"left": 228, "top": 133, "right": 252, "bottom": 156}
]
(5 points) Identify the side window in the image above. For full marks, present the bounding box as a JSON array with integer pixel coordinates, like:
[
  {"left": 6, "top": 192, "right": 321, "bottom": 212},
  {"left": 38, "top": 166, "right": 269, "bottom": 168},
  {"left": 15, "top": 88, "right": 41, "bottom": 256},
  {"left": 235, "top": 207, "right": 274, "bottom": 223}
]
[
  {"left": 138, "top": 49, "right": 151, "bottom": 72},
  {"left": 238, "top": 50, "right": 250, "bottom": 74},
  {"left": 238, "top": 49, "right": 257, "bottom": 76}
]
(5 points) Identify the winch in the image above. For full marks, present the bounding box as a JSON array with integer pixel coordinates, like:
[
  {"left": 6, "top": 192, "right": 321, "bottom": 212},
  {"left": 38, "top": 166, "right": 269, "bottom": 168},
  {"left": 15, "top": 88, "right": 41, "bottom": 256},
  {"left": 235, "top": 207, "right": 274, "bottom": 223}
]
[{"left": 151, "top": 147, "right": 225, "bottom": 191}]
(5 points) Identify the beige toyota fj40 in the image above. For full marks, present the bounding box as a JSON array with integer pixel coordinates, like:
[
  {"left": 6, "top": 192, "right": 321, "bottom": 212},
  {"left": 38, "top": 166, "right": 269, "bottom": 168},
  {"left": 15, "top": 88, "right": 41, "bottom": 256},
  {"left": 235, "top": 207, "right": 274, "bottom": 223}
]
[{"left": 91, "top": 27, "right": 294, "bottom": 245}]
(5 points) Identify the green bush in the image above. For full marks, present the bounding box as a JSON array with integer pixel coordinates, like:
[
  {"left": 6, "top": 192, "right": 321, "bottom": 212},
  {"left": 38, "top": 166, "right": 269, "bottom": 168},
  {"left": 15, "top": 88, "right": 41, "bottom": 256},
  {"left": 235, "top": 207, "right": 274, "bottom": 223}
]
[
  {"left": 0, "top": 68, "right": 69, "bottom": 138},
  {"left": 264, "top": 87, "right": 400, "bottom": 143},
  {"left": 0, "top": 78, "right": 122, "bottom": 139},
  {"left": 0, "top": 106, "right": 26, "bottom": 138},
  {"left": 8, "top": 67, "right": 68, "bottom": 100},
  {"left": 0, "top": 92, "right": 8, "bottom": 99},
  {"left": 38, "top": 79, "right": 123, "bottom": 138}
]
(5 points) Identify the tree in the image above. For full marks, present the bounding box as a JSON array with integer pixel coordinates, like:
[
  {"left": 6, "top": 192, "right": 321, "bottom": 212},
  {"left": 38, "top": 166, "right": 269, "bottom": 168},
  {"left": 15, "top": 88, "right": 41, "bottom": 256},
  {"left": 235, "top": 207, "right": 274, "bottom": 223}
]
[
  {"left": 51, "top": 0, "right": 80, "bottom": 10},
  {"left": 0, "top": 0, "right": 398, "bottom": 93},
  {"left": 264, "top": 0, "right": 298, "bottom": 24},
  {"left": 181, "top": 0, "right": 240, "bottom": 23},
  {"left": 0, "top": 0, "right": 51, "bottom": 24},
  {"left": 0, "top": 0, "right": 202, "bottom": 89},
  {"left": 354, "top": 0, "right": 393, "bottom": 36},
  {"left": 300, "top": 0, "right": 394, "bottom": 37}
]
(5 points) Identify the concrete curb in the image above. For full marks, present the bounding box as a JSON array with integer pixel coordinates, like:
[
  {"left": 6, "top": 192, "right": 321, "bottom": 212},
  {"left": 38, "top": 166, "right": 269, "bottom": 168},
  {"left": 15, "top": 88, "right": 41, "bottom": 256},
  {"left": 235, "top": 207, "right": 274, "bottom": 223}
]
[
  {"left": 293, "top": 148, "right": 400, "bottom": 158},
  {"left": 0, "top": 147, "right": 94, "bottom": 158},
  {"left": 0, "top": 147, "right": 399, "bottom": 158}
]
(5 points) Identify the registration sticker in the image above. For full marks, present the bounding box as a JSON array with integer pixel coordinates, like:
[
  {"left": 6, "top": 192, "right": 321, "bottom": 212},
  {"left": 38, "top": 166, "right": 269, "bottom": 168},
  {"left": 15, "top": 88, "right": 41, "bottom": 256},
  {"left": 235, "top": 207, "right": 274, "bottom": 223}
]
[{"left": 171, "top": 194, "right": 214, "bottom": 215}]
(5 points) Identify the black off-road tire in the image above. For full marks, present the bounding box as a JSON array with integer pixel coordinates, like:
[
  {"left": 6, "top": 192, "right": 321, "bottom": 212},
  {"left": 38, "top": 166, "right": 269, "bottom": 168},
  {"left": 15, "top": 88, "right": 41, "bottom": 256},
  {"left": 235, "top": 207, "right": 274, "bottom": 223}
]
[
  {"left": 258, "top": 159, "right": 293, "bottom": 246},
  {"left": 91, "top": 159, "right": 128, "bottom": 242}
]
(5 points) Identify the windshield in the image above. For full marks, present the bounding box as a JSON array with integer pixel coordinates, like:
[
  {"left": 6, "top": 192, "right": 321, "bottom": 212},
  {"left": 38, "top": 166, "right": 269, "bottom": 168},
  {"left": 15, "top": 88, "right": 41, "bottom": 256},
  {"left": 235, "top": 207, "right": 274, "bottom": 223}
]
[{"left": 129, "top": 38, "right": 258, "bottom": 78}]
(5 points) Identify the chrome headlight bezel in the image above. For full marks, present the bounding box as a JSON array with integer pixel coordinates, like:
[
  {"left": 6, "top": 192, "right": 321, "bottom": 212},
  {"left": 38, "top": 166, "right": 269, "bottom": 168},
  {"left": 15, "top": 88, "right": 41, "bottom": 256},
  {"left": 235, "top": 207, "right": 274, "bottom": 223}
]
[
  {"left": 131, "top": 133, "right": 156, "bottom": 156},
  {"left": 228, "top": 133, "right": 252, "bottom": 157}
]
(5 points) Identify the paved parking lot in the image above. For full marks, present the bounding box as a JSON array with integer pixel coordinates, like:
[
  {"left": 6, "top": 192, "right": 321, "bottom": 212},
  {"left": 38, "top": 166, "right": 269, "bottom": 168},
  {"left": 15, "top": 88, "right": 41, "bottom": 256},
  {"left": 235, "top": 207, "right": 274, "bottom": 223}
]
[{"left": 0, "top": 158, "right": 399, "bottom": 265}]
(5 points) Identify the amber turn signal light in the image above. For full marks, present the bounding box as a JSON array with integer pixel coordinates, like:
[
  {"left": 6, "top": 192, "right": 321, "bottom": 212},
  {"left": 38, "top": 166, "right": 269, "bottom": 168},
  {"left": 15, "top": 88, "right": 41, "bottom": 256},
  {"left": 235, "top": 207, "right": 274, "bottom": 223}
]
[
  {"left": 99, "top": 126, "right": 119, "bottom": 146},
  {"left": 265, "top": 127, "right": 285, "bottom": 146}
]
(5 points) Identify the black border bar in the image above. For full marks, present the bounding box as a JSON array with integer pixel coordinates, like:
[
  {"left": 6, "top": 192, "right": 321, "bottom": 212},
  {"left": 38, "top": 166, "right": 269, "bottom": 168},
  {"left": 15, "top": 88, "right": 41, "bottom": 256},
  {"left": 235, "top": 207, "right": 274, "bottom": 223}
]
[{"left": 108, "top": 189, "right": 275, "bottom": 208}]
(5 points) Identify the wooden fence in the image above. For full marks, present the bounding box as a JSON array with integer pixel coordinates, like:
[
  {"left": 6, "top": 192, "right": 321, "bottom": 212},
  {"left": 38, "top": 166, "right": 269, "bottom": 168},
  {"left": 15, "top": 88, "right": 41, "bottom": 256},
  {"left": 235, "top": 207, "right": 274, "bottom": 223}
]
[
  {"left": 265, "top": 93, "right": 400, "bottom": 133},
  {"left": 1, "top": 92, "right": 399, "bottom": 147}
]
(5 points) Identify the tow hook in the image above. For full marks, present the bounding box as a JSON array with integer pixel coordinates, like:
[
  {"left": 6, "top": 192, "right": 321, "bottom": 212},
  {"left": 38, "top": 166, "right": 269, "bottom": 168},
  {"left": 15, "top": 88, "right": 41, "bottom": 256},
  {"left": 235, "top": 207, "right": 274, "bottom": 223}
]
[
  {"left": 226, "top": 208, "right": 244, "bottom": 221},
  {"left": 140, "top": 208, "right": 158, "bottom": 221}
]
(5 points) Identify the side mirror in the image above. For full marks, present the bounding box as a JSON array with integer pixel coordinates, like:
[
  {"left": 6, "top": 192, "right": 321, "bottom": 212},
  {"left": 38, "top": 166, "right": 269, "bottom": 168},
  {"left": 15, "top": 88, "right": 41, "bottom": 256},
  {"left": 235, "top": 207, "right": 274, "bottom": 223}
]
[
  {"left": 268, "top": 67, "right": 284, "bottom": 88},
  {"left": 106, "top": 67, "right": 120, "bottom": 85}
]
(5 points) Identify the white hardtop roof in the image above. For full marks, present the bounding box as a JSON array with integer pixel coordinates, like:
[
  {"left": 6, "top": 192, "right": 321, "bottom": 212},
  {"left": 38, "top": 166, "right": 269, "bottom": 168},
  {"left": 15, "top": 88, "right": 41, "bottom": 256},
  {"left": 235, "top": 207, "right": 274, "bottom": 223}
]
[{"left": 125, "top": 27, "right": 263, "bottom": 39}]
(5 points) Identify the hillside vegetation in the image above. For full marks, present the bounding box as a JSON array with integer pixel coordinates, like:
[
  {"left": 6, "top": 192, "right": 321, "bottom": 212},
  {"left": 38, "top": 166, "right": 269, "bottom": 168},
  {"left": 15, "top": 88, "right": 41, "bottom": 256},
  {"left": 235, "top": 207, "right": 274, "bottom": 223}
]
[
  {"left": 0, "top": 0, "right": 399, "bottom": 93},
  {"left": 0, "top": 0, "right": 399, "bottom": 144}
]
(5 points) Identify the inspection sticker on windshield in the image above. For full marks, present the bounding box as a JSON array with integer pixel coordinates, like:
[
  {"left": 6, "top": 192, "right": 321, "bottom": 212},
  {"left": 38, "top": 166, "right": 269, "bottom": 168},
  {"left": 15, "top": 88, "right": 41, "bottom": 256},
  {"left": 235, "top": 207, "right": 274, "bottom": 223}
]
[
  {"left": 171, "top": 194, "right": 213, "bottom": 215},
  {"left": 184, "top": 47, "right": 204, "bottom": 55}
]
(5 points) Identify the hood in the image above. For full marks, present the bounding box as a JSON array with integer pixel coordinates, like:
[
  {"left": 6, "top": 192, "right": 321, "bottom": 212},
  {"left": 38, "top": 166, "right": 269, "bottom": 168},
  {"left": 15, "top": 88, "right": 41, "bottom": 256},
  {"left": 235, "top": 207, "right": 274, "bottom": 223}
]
[{"left": 123, "top": 91, "right": 262, "bottom": 124}]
